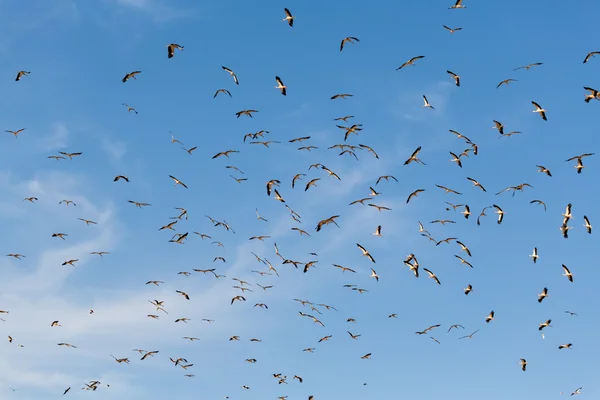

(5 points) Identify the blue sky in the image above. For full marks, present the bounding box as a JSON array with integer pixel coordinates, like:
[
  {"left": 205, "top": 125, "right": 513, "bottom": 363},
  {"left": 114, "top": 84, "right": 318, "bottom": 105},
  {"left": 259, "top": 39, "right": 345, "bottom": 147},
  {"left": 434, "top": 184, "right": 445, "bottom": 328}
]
[{"left": 0, "top": 0, "right": 599, "bottom": 398}]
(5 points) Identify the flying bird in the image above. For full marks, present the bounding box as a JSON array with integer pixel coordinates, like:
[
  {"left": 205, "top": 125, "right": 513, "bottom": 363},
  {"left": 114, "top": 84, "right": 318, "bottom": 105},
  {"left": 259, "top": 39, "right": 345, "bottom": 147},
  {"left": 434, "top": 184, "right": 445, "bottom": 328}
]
[
  {"left": 122, "top": 71, "right": 142, "bottom": 82},
  {"left": 275, "top": 76, "right": 287, "bottom": 96},
  {"left": 583, "top": 51, "right": 600, "bottom": 63},
  {"left": 397, "top": 56, "right": 425, "bottom": 70},
  {"left": 449, "top": 0, "right": 466, "bottom": 9},
  {"left": 531, "top": 101, "right": 547, "bottom": 121},
  {"left": 340, "top": 36, "right": 360, "bottom": 51},
  {"left": 422, "top": 95, "right": 435, "bottom": 109},
  {"left": 282, "top": 8, "right": 294, "bottom": 26},
  {"left": 15, "top": 71, "right": 31, "bottom": 81},
  {"left": 443, "top": 25, "right": 462, "bottom": 33},
  {"left": 222, "top": 66, "right": 239, "bottom": 85},
  {"left": 166, "top": 43, "right": 183, "bottom": 58},
  {"left": 356, "top": 243, "right": 376, "bottom": 263},
  {"left": 169, "top": 175, "right": 188, "bottom": 188},
  {"left": 447, "top": 70, "right": 460, "bottom": 86},
  {"left": 514, "top": 62, "right": 543, "bottom": 71}
]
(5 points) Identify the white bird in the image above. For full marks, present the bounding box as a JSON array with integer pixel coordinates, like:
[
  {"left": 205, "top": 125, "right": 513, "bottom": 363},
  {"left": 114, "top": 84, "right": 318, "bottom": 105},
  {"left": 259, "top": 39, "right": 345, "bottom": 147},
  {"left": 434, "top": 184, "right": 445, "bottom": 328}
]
[
  {"left": 169, "top": 175, "right": 188, "bottom": 189},
  {"left": 562, "top": 264, "right": 574, "bottom": 282},
  {"left": 531, "top": 101, "right": 547, "bottom": 121},
  {"left": 449, "top": 0, "right": 466, "bottom": 9},
  {"left": 275, "top": 76, "right": 287, "bottom": 96},
  {"left": 369, "top": 268, "right": 379, "bottom": 282},
  {"left": 222, "top": 66, "right": 239, "bottom": 85},
  {"left": 583, "top": 215, "right": 592, "bottom": 234},
  {"left": 422, "top": 95, "right": 435, "bottom": 109},
  {"left": 282, "top": 8, "right": 294, "bottom": 27},
  {"left": 529, "top": 247, "right": 538, "bottom": 263},
  {"left": 372, "top": 225, "right": 382, "bottom": 236},
  {"left": 356, "top": 243, "right": 375, "bottom": 263}
]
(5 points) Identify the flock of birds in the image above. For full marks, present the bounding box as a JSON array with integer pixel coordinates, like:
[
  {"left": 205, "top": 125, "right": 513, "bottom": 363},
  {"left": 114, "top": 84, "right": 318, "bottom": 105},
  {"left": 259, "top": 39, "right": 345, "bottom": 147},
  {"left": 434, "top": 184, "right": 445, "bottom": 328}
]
[{"left": 2, "top": 1, "right": 599, "bottom": 399}]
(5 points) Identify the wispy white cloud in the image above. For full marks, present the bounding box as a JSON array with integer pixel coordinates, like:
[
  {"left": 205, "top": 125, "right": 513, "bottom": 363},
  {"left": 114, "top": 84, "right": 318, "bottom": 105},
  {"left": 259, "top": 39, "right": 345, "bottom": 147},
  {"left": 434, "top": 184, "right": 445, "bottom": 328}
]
[
  {"left": 100, "top": 136, "right": 128, "bottom": 162},
  {"left": 34, "top": 122, "right": 70, "bottom": 154}
]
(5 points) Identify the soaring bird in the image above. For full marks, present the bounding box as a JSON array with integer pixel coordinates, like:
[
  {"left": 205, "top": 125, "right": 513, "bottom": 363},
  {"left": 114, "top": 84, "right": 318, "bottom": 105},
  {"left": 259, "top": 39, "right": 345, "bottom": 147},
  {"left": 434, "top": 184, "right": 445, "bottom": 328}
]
[
  {"left": 449, "top": 0, "right": 466, "bottom": 9},
  {"left": 583, "top": 51, "right": 600, "bottom": 63},
  {"left": 356, "top": 243, "right": 376, "bottom": 263},
  {"left": 422, "top": 95, "right": 435, "bottom": 109},
  {"left": 447, "top": 70, "right": 460, "bottom": 86},
  {"left": 584, "top": 87, "right": 599, "bottom": 103},
  {"left": 282, "top": 8, "right": 294, "bottom": 26},
  {"left": 496, "top": 79, "right": 518, "bottom": 88},
  {"left": 222, "top": 66, "right": 239, "bottom": 85},
  {"left": 169, "top": 175, "right": 188, "bottom": 188},
  {"left": 443, "top": 25, "right": 462, "bottom": 33},
  {"left": 340, "top": 36, "right": 360, "bottom": 51},
  {"left": 167, "top": 43, "right": 184, "bottom": 58},
  {"left": 514, "top": 62, "right": 543, "bottom": 71},
  {"left": 15, "top": 71, "right": 31, "bottom": 81},
  {"left": 122, "top": 71, "right": 142, "bottom": 82},
  {"left": 275, "top": 76, "right": 287, "bottom": 96},
  {"left": 397, "top": 56, "right": 425, "bottom": 70},
  {"left": 531, "top": 101, "right": 547, "bottom": 121}
]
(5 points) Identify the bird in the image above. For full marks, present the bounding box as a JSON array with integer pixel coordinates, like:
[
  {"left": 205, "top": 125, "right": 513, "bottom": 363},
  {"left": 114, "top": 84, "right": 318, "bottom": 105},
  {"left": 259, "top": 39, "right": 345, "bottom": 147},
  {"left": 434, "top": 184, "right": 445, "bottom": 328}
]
[
  {"left": 122, "top": 104, "right": 138, "bottom": 114},
  {"left": 443, "top": 25, "right": 462, "bottom": 33},
  {"left": 583, "top": 87, "right": 599, "bottom": 103},
  {"left": 422, "top": 95, "right": 435, "bottom": 109},
  {"left": 530, "top": 199, "right": 547, "bottom": 211},
  {"left": 447, "top": 70, "right": 460, "bottom": 86},
  {"left": 449, "top": 0, "right": 466, "bottom": 9},
  {"left": 537, "top": 287, "right": 548, "bottom": 303},
  {"left": 449, "top": 152, "right": 463, "bottom": 168},
  {"left": 114, "top": 175, "right": 129, "bottom": 182},
  {"left": 331, "top": 93, "right": 354, "bottom": 100},
  {"left": 583, "top": 51, "right": 600, "bottom": 63},
  {"left": 372, "top": 225, "right": 382, "bottom": 236},
  {"left": 222, "top": 66, "right": 239, "bottom": 85},
  {"left": 583, "top": 215, "right": 592, "bottom": 234},
  {"left": 122, "top": 71, "right": 142, "bottom": 82},
  {"left": 496, "top": 78, "right": 518, "bottom": 88},
  {"left": 562, "top": 264, "right": 574, "bottom": 282},
  {"left": 167, "top": 43, "right": 184, "bottom": 58},
  {"left": 492, "top": 204, "right": 504, "bottom": 224},
  {"left": 282, "top": 8, "right": 294, "bottom": 27},
  {"left": 485, "top": 311, "right": 495, "bottom": 323},
  {"left": 463, "top": 284, "right": 473, "bottom": 295},
  {"left": 275, "top": 76, "right": 287, "bottom": 96},
  {"left": 5, "top": 128, "right": 25, "bottom": 138},
  {"left": 15, "top": 70, "right": 31, "bottom": 81},
  {"left": 538, "top": 319, "right": 552, "bottom": 331},
  {"left": 566, "top": 153, "right": 594, "bottom": 174},
  {"left": 397, "top": 56, "right": 425, "bottom": 70},
  {"left": 404, "top": 146, "right": 425, "bottom": 165},
  {"left": 406, "top": 189, "right": 425, "bottom": 204},
  {"left": 213, "top": 89, "right": 232, "bottom": 98},
  {"left": 340, "top": 36, "right": 360, "bottom": 51},
  {"left": 466, "top": 177, "right": 487, "bottom": 192},
  {"left": 168, "top": 175, "right": 188, "bottom": 188},
  {"left": 356, "top": 243, "right": 376, "bottom": 263},
  {"left": 519, "top": 359, "right": 528, "bottom": 371},
  {"left": 423, "top": 268, "right": 441, "bottom": 285},
  {"left": 492, "top": 120, "right": 505, "bottom": 135},
  {"left": 529, "top": 247, "right": 539, "bottom": 263},
  {"left": 459, "top": 329, "right": 479, "bottom": 339},
  {"left": 536, "top": 165, "right": 552, "bottom": 177},
  {"left": 514, "top": 62, "right": 543, "bottom": 71},
  {"left": 531, "top": 101, "right": 547, "bottom": 121}
]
